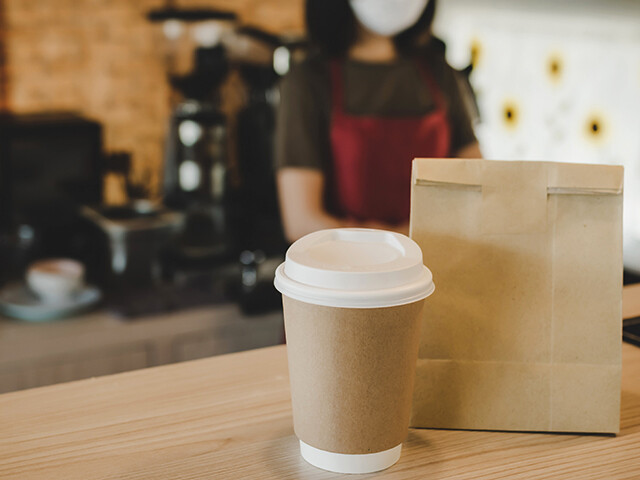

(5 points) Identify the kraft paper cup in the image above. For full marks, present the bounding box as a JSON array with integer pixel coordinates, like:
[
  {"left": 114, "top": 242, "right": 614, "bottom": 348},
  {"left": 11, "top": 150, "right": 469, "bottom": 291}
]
[{"left": 274, "top": 229, "right": 434, "bottom": 474}]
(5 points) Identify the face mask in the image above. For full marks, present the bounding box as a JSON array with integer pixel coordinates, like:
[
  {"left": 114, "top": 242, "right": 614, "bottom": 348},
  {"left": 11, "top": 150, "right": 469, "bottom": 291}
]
[{"left": 349, "top": 0, "right": 429, "bottom": 37}]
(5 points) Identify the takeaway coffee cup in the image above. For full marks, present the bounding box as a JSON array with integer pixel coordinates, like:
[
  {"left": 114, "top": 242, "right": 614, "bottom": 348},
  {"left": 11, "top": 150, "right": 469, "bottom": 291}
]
[{"left": 274, "top": 228, "right": 434, "bottom": 474}]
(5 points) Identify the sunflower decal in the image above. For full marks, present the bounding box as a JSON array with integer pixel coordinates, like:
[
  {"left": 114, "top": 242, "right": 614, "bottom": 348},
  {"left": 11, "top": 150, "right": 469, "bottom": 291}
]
[
  {"left": 547, "top": 52, "right": 563, "bottom": 83},
  {"left": 502, "top": 99, "right": 519, "bottom": 129},
  {"left": 584, "top": 112, "right": 607, "bottom": 143},
  {"left": 470, "top": 37, "right": 482, "bottom": 69}
]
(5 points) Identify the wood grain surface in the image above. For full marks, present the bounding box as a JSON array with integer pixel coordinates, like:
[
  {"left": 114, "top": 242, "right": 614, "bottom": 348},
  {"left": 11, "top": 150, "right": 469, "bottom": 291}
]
[{"left": 1, "top": 290, "right": 640, "bottom": 479}]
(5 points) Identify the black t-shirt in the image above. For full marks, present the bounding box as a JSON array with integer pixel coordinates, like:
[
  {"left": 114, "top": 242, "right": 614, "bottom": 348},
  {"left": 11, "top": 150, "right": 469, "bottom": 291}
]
[{"left": 275, "top": 42, "right": 478, "bottom": 172}]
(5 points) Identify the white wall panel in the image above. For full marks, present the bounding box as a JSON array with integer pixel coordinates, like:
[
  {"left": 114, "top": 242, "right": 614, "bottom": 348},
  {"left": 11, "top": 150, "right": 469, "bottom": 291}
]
[{"left": 434, "top": 0, "right": 640, "bottom": 271}]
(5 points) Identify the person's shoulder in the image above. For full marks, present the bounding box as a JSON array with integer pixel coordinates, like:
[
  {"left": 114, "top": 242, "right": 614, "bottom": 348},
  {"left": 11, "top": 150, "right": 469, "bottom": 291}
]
[
  {"left": 414, "top": 36, "right": 470, "bottom": 94},
  {"left": 283, "top": 49, "right": 330, "bottom": 88},
  {"left": 416, "top": 37, "right": 455, "bottom": 73},
  {"left": 278, "top": 49, "right": 331, "bottom": 119}
]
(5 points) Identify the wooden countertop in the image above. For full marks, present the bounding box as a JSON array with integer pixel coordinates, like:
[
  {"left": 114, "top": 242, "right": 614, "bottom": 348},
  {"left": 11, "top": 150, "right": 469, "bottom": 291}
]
[{"left": 2, "top": 288, "right": 640, "bottom": 480}]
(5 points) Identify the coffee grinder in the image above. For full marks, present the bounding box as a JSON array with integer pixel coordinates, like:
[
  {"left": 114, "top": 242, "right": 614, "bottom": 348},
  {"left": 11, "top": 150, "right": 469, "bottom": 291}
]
[{"left": 148, "top": 8, "right": 238, "bottom": 269}]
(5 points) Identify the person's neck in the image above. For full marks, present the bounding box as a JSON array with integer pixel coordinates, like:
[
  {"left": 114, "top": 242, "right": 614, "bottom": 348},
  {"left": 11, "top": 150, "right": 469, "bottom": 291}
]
[{"left": 348, "top": 25, "right": 397, "bottom": 63}]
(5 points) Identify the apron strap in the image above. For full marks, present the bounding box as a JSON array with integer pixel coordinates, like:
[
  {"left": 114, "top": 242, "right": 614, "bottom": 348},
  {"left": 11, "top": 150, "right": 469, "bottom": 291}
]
[
  {"left": 329, "top": 60, "right": 345, "bottom": 114},
  {"left": 415, "top": 61, "right": 447, "bottom": 112}
]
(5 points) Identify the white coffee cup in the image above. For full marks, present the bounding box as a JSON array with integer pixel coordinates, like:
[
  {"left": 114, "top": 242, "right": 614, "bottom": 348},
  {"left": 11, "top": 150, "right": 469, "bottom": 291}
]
[
  {"left": 274, "top": 228, "right": 434, "bottom": 474},
  {"left": 26, "top": 258, "right": 85, "bottom": 303}
]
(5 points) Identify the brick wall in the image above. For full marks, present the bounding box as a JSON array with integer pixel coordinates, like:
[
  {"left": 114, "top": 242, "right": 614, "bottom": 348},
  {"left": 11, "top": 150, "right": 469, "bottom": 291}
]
[
  {"left": 0, "top": 0, "right": 304, "bottom": 200},
  {"left": 0, "top": 1, "right": 8, "bottom": 110}
]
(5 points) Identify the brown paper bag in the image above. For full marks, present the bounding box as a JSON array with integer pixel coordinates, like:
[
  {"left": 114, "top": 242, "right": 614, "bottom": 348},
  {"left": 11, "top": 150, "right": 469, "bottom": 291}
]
[{"left": 409, "top": 158, "right": 623, "bottom": 434}]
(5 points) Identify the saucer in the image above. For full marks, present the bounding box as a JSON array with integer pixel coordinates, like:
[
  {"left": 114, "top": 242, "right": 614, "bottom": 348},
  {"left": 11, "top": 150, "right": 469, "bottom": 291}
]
[{"left": 0, "top": 283, "right": 102, "bottom": 322}]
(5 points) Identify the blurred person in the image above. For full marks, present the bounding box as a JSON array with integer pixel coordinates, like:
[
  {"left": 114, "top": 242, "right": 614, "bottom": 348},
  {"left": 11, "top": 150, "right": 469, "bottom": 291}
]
[{"left": 276, "top": 0, "right": 482, "bottom": 242}]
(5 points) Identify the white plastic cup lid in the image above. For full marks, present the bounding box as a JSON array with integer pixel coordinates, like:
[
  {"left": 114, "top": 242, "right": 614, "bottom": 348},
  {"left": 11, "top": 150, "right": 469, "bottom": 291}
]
[{"left": 274, "top": 228, "right": 434, "bottom": 308}]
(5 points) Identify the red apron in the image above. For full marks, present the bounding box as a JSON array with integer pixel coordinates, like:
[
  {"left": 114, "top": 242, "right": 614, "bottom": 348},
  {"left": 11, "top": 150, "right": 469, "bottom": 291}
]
[{"left": 328, "top": 59, "right": 451, "bottom": 224}]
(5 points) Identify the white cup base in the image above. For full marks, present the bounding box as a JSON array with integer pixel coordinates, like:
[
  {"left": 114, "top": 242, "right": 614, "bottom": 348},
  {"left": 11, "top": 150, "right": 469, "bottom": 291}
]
[{"left": 299, "top": 440, "right": 402, "bottom": 474}]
